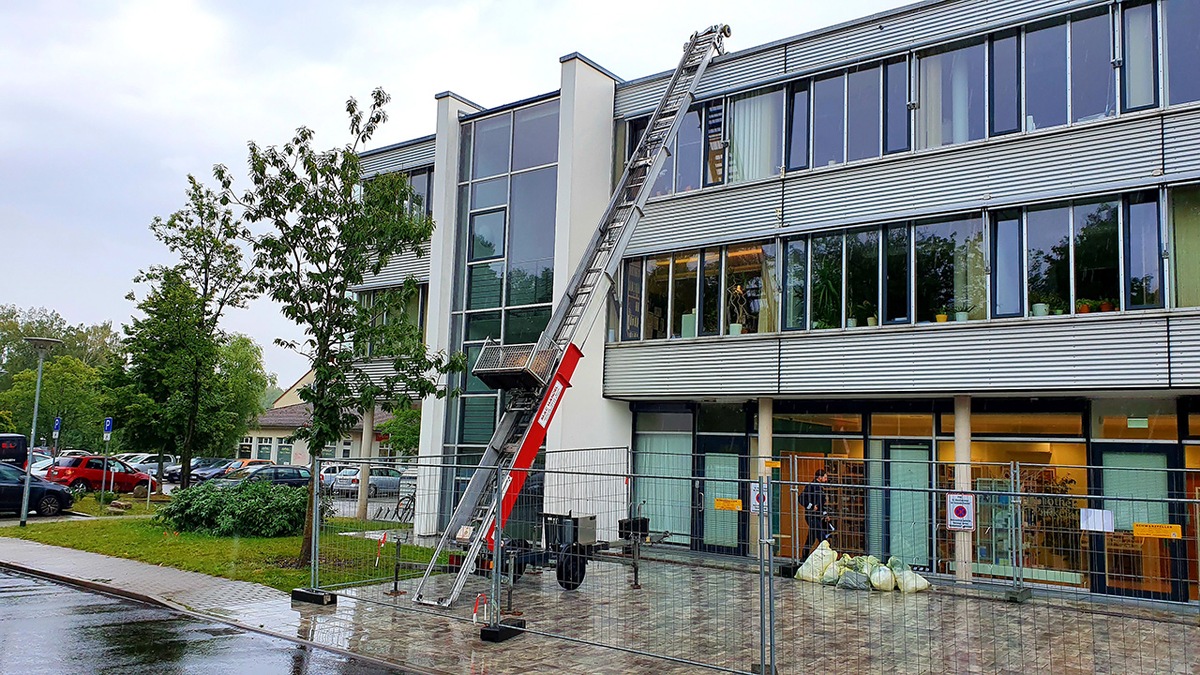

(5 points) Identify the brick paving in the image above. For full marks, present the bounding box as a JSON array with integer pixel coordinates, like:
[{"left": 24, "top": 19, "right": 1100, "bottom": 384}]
[{"left": 2, "top": 534, "right": 1200, "bottom": 674}]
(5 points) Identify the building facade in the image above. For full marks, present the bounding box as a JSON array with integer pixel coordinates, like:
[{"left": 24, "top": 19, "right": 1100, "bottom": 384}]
[{"left": 352, "top": 0, "right": 1200, "bottom": 603}]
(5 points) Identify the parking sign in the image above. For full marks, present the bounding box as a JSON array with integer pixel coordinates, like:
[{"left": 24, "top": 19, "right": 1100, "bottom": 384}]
[{"left": 103, "top": 417, "right": 113, "bottom": 442}]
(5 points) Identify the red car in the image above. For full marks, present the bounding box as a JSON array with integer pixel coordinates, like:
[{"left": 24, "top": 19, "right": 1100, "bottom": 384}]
[{"left": 44, "top": 455, "right": 158, "bottom": 493}]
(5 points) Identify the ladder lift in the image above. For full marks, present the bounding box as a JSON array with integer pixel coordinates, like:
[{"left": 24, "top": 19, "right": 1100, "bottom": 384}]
[{"left": 413, "top": 24, "right": 732, "bottom": 608}]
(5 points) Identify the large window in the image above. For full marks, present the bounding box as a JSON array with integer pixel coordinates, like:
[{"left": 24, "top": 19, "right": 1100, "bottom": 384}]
[
  {"left": 846, "top": 65, "right": 881, "bottom": 162},
  {"left": 1171, "top": 186, "right": 1200, "bottom": 308},
  {"left": 512, "top": 100, "right": 559, "bottom": 171},
  {"left": 990, "top": 32, "right": 1020, "bottom": 135},
  {"left": 845, "top": 229, "right": 879, "bottom": 326},
  {"left": 917, "top": 41, "right": 985, "bottom": 149},
  {"left": 809, "top": 234, "right": 843, "bottom": 330},
  {"left": 1025, "top": 22, "right": 1068, "bottom": 131},
  {"left": 674, "top": 109, "right": 704, "bottom": 193},
  {"left": 507, "top": 167, "right": 557, "bottom": 306},
  {"left": 1122, "top": 2, "right": 1158, "bottom": 111},
  {"left": 644, "top": 255, "right": 670, "bottom": 340},
  {"left": 812, "top": 75, "right": 845, "bottom": 167},
  {"left": 671, "top": 251, "right": 699, "bottom": 338},
  {"left": 1070, "top": 12, "right": 1115, "bottom": 123},
  {"left": 725, "top": 242, "right": 779, "bottom": 334},
  {"left": 1072, "top": 200, "right": 1120, "bottom": 310},
  {"left": 1027, "top": 206, "right": 1071, "bottom": 315},
  {"left": 914, "top": 216, "right": 985, "bottom": 322},
  {"left": 727, "top": 88, "right": 784, "bottom": 183},
  {"left": 1164, "top": 0, "right": 1200, "bottom": 105}
]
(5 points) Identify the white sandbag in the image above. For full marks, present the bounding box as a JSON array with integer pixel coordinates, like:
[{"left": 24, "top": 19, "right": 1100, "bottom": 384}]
[
  {"left": 820, "top": 553, "right": 843, "bottom": 585},
  {"left": 795, "top": 541, "right": 837, "bottom": 582},
  {"left": 869, "top": 564, "right": 896, "bottom": 591},
  {"left": 896, "top": 569, "right": 931, "bottom": 593},
  {"left": 836, "top": 569, "right": 871, "bottom": 590}
]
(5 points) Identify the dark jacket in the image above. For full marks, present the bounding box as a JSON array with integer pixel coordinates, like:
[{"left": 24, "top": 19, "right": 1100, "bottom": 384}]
[{"left": 800, "top": 481, "right": 827, "bottom": 516}]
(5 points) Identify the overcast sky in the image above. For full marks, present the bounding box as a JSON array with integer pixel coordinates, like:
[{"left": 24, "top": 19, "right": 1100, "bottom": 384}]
[{"left": 1, "top": 0, "right": 911, "bottom": 386}]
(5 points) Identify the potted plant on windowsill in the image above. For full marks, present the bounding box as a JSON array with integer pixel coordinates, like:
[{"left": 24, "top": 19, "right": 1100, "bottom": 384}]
[
  {"left": 1098, "top": 298, "right": 1116, "bottom": 312},
  {"left": 1076, "top": 298, "right": 1094, "bottom": 314},
  {"left": 953, "top": 301, "right": 974, "bottom": 322},
  {"left": 1030, "top": 291, "right": 1050, "bottom": 317},
  {"left": 935, "top": 306, "right": 949, "bottom": 323},
  {"left": 860, "top": 300, "right": 878, "bottom": 327},
  {"left": 728, "top": 284, "right": 749, "bottom": 335}
]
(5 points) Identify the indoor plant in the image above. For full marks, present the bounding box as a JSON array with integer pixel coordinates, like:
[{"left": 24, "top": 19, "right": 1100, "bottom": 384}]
[
  {"left": 935, "top": 305, "right": 949, "bottom": 323},
  {"left": 953, "top": 301, "right": 974, "bottom": 322}
]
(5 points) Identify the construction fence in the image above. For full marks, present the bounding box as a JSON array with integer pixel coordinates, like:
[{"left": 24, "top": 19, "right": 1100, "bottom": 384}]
[{"left": 309, "top": 453, "right": 1200, "bottom": 674}]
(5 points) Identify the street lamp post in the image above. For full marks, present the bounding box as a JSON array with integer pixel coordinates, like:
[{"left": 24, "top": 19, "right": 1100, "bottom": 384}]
[{"left": 20, "top": 337, "right": 63, "bottom": 527}]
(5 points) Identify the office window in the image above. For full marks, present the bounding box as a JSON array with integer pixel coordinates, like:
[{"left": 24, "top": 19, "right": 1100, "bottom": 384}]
[
  {"left": 1125, "top": 192, "right": 1163, "bottom": 309},
  {"left": 917, "top": 42, "right": 985, "bottom": 148},
  {"left": 472, "top": 114, "right": 511, "bottom": 179},
  {"left": 847, "top": 65, "right": 881, "bottom": 162},
  {"left": 672, "top": 251, "right": 700, "bottom": 338},
  {"left": 704, "top": 102, "right": 726, "bottom": 186},
  {"left": 467, "top": 263, "right": 504, "bottom": 310},
  {"left": 460, "top": 398, "right": 497, "bottom": 444},
  {"left": 810, "top": 233, "right": 843, "bottom": 329},
  {"left": 471, "top": 176, "right": 507, "bottom": 210},
  {"left": 700, "top": 249, "right": 722, "bottom": 335},
  {"left": 883, "top": 59, "right": 910, "bottom": 154},
  {"left": 1172, "top": 186, "right": 1200, "bottom": 307},
  {"left": 1164, "top": 0, "right": 1200, "bottom": 105},
  {"left": 846, "top": 229, "right": 879, "bottom": 326},
  {"left": 725, "top": 242, "right": 778, "bottom": 334},
  {"left": 504, "top": 306, "right": 551, "bottom": 343},
  {"left": 1025, "top": 22, "right": 1068, "bottom": 130},
  {"left": 468, "top": 210, "right": 505, "bottom": 261},
  {"left": 1122, "top": 2, "right": 1158, "bottom": 111},
  {"left": 621, "top": 259, "right": 644, "bottom": 340},
  {"left": 1073, "top": 200, "right": 1120, "bottom": 310},
  {"left": 992, "top": 210, "right": 1024, "bottom": 317},
  {"left": 628, "top": 117, "right": 672, "bottom": 197},
  {"left": 783, "top": 239, "right": 807, "bottom": 330},
  {"left": 914, "top": 216, "right": 985, "bottom": 321},
  {"left": 812, "top": 74, "right": 845, "bottom": 166},
  {"left": 506, "top": 167, "right": 556, "bottom": 306},
  {"left": 675, "top": 108, "right": 704, "bottom": 193},
  {"left": 727, "top": 88, "right": 784, "bottom": 183},
  {"left": 644, "top": 256, "right": 670, "bottom": 339},
  {"left": 1027, "top": 206, "right": 1071, "bottom": 315},
  {"left": 787, "top": 83, "right": 810, "bottom": 169},
  {"left": 1071, "top": 12, "right": 1115, "bottom": 123},
  {"left": 465, "top": 312, "right": 500, "bottom": 342},
  {"left": 990, "top": 32, "right": 1021, "bottom": 135},
  {"left": 884, "top": 224, "right": 910, "bottom": 323},
  {"left": 512, "top": 100, "right": 559, "bottom": 171}
]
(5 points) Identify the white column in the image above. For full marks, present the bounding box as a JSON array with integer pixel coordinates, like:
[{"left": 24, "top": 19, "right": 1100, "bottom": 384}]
[
  {"left": 752, "top": 397, "right": 773, "bottom": 559},
  {"left": 953, "top": 395, "right": 972, "bottom": 583},
  {"left": 356, "top": 405, "right": 375, "bottom": 520}
]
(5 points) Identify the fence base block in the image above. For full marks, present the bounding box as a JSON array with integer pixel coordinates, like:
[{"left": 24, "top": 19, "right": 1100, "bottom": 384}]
[
  {"left": 1006, "top": 588, "right": 1033, "bottom": 603},
  {"left": 480, "top": 617, "right": 525, "bottom": 643},
  {"left": 291, "top": 588, "right": 337, "bottom": 606},
  {"left": 777, "top": 563, "right": 800, "bottom": 578},
  {"left": 751, "top": 664, "right": 780, "bottom": 674}
]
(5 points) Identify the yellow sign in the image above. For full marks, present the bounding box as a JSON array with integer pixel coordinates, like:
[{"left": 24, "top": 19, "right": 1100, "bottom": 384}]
[
  {"left": 714, "top": 498, "right": 742, "bottom": 512},
  {"left": 764, "top": 460, "right": 781, "bottom": 469},
  {"left": 1133, "top": 523, "right": 1183, "bottom": 539}
]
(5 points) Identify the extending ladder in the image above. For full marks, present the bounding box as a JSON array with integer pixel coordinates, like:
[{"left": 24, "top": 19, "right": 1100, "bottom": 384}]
[{"left": 413, "top": 24, "right": 731, "bottom": 608}]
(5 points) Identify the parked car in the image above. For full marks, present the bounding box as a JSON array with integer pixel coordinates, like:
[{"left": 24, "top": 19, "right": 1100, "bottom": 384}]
[
  {"left": 44, "top": 455, "right": 158, "bottom": 493},
  {"left": 190, "top": 458, "right": 271, "bottom": 483},
  {"left": 319, "top": 464, "right": 349, "bottom": 493},
  {"left": 129, "top": 454, "right": 176, "bottom": 476},
  {"left": 211, "top": 464, "right": 312, "bottom": 489},
  {"left": 0, "top": 462, "right": 74, "bottom": 516},
  {"left": 115, "top": 453, "right": 147, "bottom": 464},
  {"left": 332, "top": 466, "right": 415, "bottom": 497},
  {"left": 58, "top": 449, "right": 90, "bottom": 458},
  {"left": 163, "top": 457, "right": 226, "bottom": 483},
  {"left": 30, "top": 457, "right": 54, "bottom": 479},
  {"left": 0, "top": 433, "right": 28, "bottom": 469}
]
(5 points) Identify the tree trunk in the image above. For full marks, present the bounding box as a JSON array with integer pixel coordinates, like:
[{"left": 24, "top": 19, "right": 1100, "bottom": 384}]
[{"left": 178, "top": 362, "right": 203, "bottom": 490}]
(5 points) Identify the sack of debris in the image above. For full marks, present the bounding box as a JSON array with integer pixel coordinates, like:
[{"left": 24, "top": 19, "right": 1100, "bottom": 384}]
[
  {"left": 820, "top": 553, "right": 846, "bottom": 585},
  {"left": 887, "top": 556, "right": 931, "bottom": 593},
  {"left": 836, "top": 569, "right": 871, "bottom": 591},
  {"left": 796, "top": 541, "right": 837, "bottom": 582},
  {"left": 869, "top": 563, "right": 896, "bottom": 592}
]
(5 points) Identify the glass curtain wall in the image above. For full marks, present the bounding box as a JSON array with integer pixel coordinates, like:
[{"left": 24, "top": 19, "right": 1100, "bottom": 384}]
[{"left": 449, "top": 99, "right": 559, "bottom": 465}]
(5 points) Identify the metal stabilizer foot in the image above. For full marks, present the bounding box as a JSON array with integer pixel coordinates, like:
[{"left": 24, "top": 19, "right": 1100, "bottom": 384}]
[{"left": 480, "top": 617, "right": 525, "bottom": 643}]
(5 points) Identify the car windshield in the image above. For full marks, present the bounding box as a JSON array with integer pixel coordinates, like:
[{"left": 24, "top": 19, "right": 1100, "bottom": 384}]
[
  {"left": 223, "top": 467, "right": 256, "bottom": 481},
  {"left": 337, "top": 468, "right": 358, "bottom": 476},
  {"left": 53, "top": 457, "right": 80, "bottom": 467},
  {"left": 32, "top": 458, "right": 53, "bottom": 470}
]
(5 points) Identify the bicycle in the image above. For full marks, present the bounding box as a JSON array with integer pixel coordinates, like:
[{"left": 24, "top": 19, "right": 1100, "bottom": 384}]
[{"left": 374, "top": 491, "right": 415, "bottom": 523}]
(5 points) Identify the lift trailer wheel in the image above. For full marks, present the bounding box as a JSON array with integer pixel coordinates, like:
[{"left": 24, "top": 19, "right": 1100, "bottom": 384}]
[{"left": 555, "top": 543, "right": 587, "bottom": 590}]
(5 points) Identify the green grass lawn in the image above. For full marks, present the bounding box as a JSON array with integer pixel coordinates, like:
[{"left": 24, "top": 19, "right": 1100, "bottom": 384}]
[
  {"left": 0, "top": 517, "right": 438, "bottom": 593},
  {"left": 66, "top": 493, "right": 167, "bottom": 518}
]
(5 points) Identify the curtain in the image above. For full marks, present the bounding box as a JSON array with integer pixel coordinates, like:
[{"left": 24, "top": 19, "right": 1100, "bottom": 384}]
[
  {"left": 918, "top": 53, "right": 944, "bottom": 148},
  {"left": 729, "top": 90, "right": 782, "bottom": 183},
  {"left": 760, "top": 244, "right": 780, "bottom": 333},
  {"left": 1103, "top": 452, "right": 1168, "bottom": 530},
  {"left": 633, "top": 433, "right": 692, "bottom": 545},
  {"left": 1173, "top": 187, "right": 1200, "bottom": 307}
]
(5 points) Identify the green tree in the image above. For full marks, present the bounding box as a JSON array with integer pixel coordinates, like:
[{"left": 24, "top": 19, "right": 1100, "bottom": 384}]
[
  {"left": 0, "top": 305, "right": 121, "bottom": 391},
  {"left": 215, "top": 88, "right": 464, "bottom": 564},
  {"left": 135, "top": 177, "right": 258, "bottom": 486},
  {"left": 259, "top": 373, "right": 284, "bottom": 410},
  {"left": 376, "top": 408, "right": 421, "bottom": 456},
  {"left": 208, "top": 335, "right": 269, "bottom": 455},
  {"left": 0, "top": 355, "right": 104, "bottom": 450}
]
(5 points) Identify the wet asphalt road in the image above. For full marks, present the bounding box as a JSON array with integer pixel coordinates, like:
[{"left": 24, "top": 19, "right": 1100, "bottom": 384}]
[{"left": 0, "top": 570, "right": 403, "bottom": 674}]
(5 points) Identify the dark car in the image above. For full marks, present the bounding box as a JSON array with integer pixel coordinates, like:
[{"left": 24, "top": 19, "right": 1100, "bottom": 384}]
[
  {"left": 0, "top": 462, "right": 74, "bottom": 516},
  {"left": 190, "top": 458, "right": 270, "bottom": 483},
  {"left": 211, "top": 464, "right": 312, "bottom": 489},
  {"left": 164, "top": 457, "right": 226, "bottom": 483},
  {"left": 0, "top": 433, "right": 30, "bottom": 469}
]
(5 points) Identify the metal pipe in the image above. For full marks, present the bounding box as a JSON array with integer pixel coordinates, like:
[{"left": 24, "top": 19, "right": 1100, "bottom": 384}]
[{"left": 18, "top": 350, "right": 47, "bottom": 528}]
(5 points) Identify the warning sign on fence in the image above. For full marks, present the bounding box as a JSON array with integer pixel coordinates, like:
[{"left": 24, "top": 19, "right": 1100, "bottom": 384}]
[
  {"left": 946, "top": 493, "right": 976, "bottom": 531},
  {"left": 714, "top": 498, "right": 742, "bottom": 512},
  {"left": 1132, "top": 522, "right": 1182, "bottom": 539}
]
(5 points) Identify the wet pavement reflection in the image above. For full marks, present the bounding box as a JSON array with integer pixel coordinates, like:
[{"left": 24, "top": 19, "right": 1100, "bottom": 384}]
[{"left": 0, "top": 570, "right": 407, "bottom": 674}]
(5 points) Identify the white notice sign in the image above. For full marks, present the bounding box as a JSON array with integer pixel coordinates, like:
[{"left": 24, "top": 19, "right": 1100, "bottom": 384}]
[
  {"left": 750, "top": 482, "right": 769, "bottom": 514},
  {"left": 1080, "top": 508, "right": 1115, "bottom": 533},
  {"left": 946, "top": 493, "right": 976, "bottom": 531}
]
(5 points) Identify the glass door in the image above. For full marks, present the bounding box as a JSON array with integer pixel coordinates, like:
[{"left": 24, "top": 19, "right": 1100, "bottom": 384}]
[
  {"left": 886, "top": 441, "right": 932, "bottom": 569},
  {"left": 1095, "top": 447, "right": 1186, "bottom": 601},
  {"left": 693, "top": 434, "right": 748, "bottom": 556}
]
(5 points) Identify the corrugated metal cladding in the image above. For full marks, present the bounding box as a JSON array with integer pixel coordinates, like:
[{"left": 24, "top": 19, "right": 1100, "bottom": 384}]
[
  {"left": 353, "top": 360, "right": 399, "bottom": 388},
  {"left": 603, "top": 314, "right": 1192, "bottom": 398},
  {"left": 1164, "top": 110, "right": 1200, "bottom": 176},
  {"left": 614, "top": 44, "right": 786, "bottom": 117},
  {"left": 360, "top": 140, "right": 435, "bottom": 178},
  {"left": 627, "top": 180, "right": 781, "bottom": 256},
  {"left": 604, "top": 337, "right": 778, "bottom": 397},
  {"left": 354, "top": 248, "right": 431, "bottom": 290},
  {"left": 1170, "top": 314, "right": 1200, "bottom": 388},
  {"left": 544, "top": 446, "right": 628, "bottom": 542},
  {"left": 782, "top": 115, "right": 1164, "bottom": 232},
  {"left": 784, "top": 0, "right": 1070, "bottom": 73}
]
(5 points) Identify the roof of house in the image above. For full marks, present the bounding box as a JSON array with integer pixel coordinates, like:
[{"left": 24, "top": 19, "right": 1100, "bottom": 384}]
[{"left": 254, "top": 403, "right": 395, "bottom": 432}]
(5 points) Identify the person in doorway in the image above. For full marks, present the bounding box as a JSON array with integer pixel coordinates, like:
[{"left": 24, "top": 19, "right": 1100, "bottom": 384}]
[{"left": 800, "top": 469, "right": 833, "bottom": 559}]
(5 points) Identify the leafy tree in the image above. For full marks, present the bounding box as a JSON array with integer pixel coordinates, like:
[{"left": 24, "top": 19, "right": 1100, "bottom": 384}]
[
  {"left": 0, "top": 410, "right": 15, "bottom": 434},
  {"left": 135, "top": 177, "right": 258, "bottom": 486},
  {"left": 0, "top": 355, "right": 104, "bottom": 450},
  {"left": 259, "top": 373, "right": 284, "bottom": 410},
  {"left": 376, "top": 407, "right": 421, "bottom": 456},
  {"left": 0, "top": 305, "right": 121, "bottom": 391},
  {"left": 215, "top": 88, "right": 464, "bottom": 564}
]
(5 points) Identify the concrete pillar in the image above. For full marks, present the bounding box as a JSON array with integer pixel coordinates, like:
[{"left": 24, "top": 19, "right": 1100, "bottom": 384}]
[
  {"left": 356, "top": 405, "right": 375, "bottom": 521},
  {"left": 953, "top": 395, "right": 972, "bottom": 583},
  {"left": 751, "top": 398, "right": 773, "bottom": 559}
]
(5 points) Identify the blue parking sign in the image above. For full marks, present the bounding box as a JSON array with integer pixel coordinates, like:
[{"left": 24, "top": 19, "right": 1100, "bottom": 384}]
[
  {"left": 53, "top": 417, "right": 61, "bottom": 432},
  {"left": 104, "top": 417, "right": 113, "bottom": 434}
]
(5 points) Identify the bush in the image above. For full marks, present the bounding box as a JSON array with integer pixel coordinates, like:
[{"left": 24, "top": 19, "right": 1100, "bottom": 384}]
[
  {"left": 156, "top": 481, "right": 326, "bottom": 538},
  {"left": 92, "top": 491, "right": 118, "bottom": 506}
]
